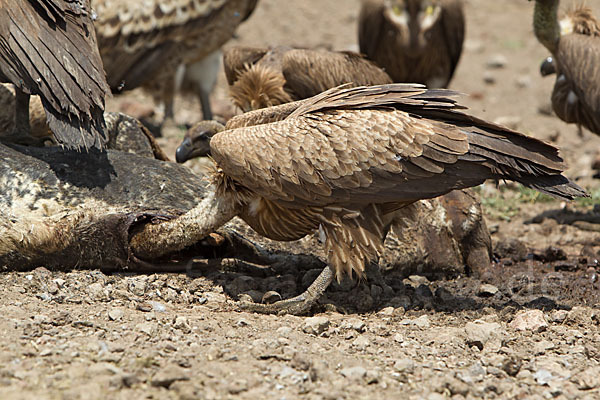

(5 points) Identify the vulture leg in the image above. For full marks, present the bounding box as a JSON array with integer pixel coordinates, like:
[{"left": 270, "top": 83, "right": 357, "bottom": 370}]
[
  {"left": 239, "top": 265, "right": 335, "bottom": 315},
  {"left": 199, "top": 88, "right": 213, "bottom": 121},
  {"left": 1, "top": 87, "right": 49, "bottom": 146}
]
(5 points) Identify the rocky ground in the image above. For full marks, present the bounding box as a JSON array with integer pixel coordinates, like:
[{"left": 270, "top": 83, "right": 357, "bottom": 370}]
[{"left": 3, "top": 0, "right": 600, "bottom": 399}]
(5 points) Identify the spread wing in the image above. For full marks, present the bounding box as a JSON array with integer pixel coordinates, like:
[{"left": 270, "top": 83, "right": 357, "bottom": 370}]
[
  {"left": 211, "top": 85, "right": 578, "bottom": 208},
  {"left": 358, "top": 0, "right": 386, "bottom": 63},
  {"left": 555, "top": 34, "right": 600, "bottom": 133},
  {"left": 281, "top": 49, "right": 392, "bottom": 99},
  {"left": 93, "top": 0, "right": 256, "bottom": 91},
  {"left": 223, "top": 46, "right": 268, "bottom": 85},
  {"left": 0, "top": 0, "right": 109, "bottom": 149},
  {"left": 441, "top": 0, "right": 465, "bottom": 82}
]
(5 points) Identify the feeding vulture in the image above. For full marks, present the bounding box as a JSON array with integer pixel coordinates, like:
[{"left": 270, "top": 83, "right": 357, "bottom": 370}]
[
  {"left": 0, "top": 0, "right": 110, "bottom": 150},
  {"left": 358, "top": 0, "right": 465, "bottom": 88},
  {"left": 176, "top": 46, "right": 393, "bottom": 162},
  {"left": 92, "top": 0, "right": 258, "bottom": 122},
  {"left": 533, "top": 1, "right": 600, "bottom": 135},
  {"left": 132, "top": 83, "right": 586, "bottom": 315}
]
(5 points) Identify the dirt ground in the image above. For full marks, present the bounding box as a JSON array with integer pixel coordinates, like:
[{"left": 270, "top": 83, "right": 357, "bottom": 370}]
[{"left": 3, "top": 0, "right": 600, "bottom": 399}]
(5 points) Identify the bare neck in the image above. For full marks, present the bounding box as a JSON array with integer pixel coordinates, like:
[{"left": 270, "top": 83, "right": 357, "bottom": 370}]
[{"left": 534, "top": 0, "right": 561, "bottom": 53}]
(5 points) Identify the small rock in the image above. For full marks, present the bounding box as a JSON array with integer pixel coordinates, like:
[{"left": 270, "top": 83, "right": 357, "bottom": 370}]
[
  {"left": 341, "top": 318, "right": 366, "bottom": 332},
  {"left": 136, "top": 322, "right": 157, "bottom": 336},
  {"left": 516, "top": 75, "right": 531, "bottom": 88},
  {"left": 533, "top": 369, "right": 554, "bottom": 385},
  {"left": 510, "top": 310, "right": 548, "bottom": 332},
  {"left": 405, "top": 275, "right": 429, "bottom": 287},
  {"left": 108, "top": 308, "right": 124, "bottom": 321},
  {"left": 150, "top": 301, "right": 166, "bottom": 313},
  {"left": 173, "top": 316, "right": 191, "bottom": 333},
  {"left": 340, "top": 366, "right": 367, "bottom": 381},
  {"left": 477, "top": 284, "right": 499, "bottom": 297},
  {"left": 534, "top": 340, "right": 555, "bottom": 355},
  {"left": 414, "top": 315, "right": 431, "bottom": 329},
  {"left": 483, "top": 71, "right": 496, "bottom": 84},
  {"left": 151, "top": 364, "right": 190, "bottom": 388},
  {"left": 487, "top": 54, "right": 508, "bottom": 69},
  {"left": 53, "top": 278, "right": 66, "bottom": 288},
  {"left": 394, "top": 358, "right": 415, "bottom": 373},
  {"left": 227, "top": 379, "right": 248, "bottom": 394},
  {"left": 352, "top": 335, "right": 370, "bottom": 351},
  {"left": 302, "top": 316, "right": 330, "bottom": 335},
  {"left": 262, "top": 291, "right": 282, "bottom": 304},
  {"left": 393, "top": 333, "right": 404, "bottom": 343},
  {"left": 378, "top": 307, "right": 395, "bottom": 316},
  {"left": 551, "top": 309, "right": 568, "bottom": 323},
  {"left": 465, "top": 320, "right": 503, "bottom": 351},
  {"left": 136, "top": 302, "right": 152, "bottom": 312},
  {"left": 276, "top": 326, "right": 292, "bottom": 337},
  {"left": 366, "top": 369, "right": 380, "bottom": 384},
  {"left": 236, "top": 318, "right": 249, "bottom": 327}
]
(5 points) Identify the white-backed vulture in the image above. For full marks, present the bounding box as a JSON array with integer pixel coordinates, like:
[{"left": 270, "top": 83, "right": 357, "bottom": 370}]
[
  {"left": 176, "top": 46, "right": 393, "bottom": 162},
  {"left": 132, "top": 83, "right": 586, "bottom": 315},
  {"left": 358, "top": 0, "right": 464, "bottom": 88},
  {"left": 533, "top": 1, "right": 600, "bottom": 135},
  {"left": 92, "top": 0, "right": 258, "bottom": 122},
  {"left": 0, "top": 0, "right": 109, "bottom": 150}
]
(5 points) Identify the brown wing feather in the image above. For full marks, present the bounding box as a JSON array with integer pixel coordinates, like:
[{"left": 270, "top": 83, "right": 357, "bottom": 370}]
[
  {"left": 281, "top": 49, "right": 392, "bottom": 99},
  {"left": 0, "top": 0, "right": 109, "bottom": 150},
  {"left": 553, "top": 34, "right": 600, "bottom": 134}
]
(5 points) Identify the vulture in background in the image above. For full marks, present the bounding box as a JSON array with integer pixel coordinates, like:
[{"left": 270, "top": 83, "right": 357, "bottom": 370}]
[
  {"left": 176, "top": 46, "right": 393, "bottom": 162},
  {"left": 534, "top": 1, "right": 600, "bottom": 135},
  {"left": 132, "top": 83, "right": 586, "bottom": 315},
  {"left": 0, "top": 0, "right": 110, "bottom": 150},
  {"left": 92, "top": 0, "right": 258, "bottom": 122},
  {"left": 358, "top": 0, "right": 465, "bottom": 88}
]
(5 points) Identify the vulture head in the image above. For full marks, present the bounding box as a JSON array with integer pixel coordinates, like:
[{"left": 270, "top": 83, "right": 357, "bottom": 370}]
[
  {"left": 229, "top": 63, "right": 293, "bottom": 112},
  {"left": 383, "top": 0, "right": 443, "bottom": 55},
  {"left": 175, "top": 120, "right": 224, "bottom": 163}
]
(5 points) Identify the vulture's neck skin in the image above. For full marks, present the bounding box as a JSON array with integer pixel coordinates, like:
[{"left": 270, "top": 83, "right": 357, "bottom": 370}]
[
  {"left": 534, "top": 0, "right": 561, "bottom": 54},
  {"left": 130, "top": 185, "right": 239, "bottom": 259}
]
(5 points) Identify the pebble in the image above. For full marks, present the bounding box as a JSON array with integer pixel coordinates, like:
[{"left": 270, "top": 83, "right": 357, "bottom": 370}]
[
  {"left": 510, "top": 310, "right": 548, "bottom": 332},
  {"left": 340, "top": 366, "right": 367, "bottom": 381},
  {"left": 464, "top": 320, "right": 503, "bottom": 351},
  {"left": 394, "top": 358, "right": 415, "bottom": 373},
  {"left": 483, "top": 71, "right": 496, "bottom": 84},
  {"left": 276, "top": 326, "right": 292, "bottom": 337},
  {"left": 550, "top": 309, "right": 568, "bottom": 323},
  {"left": 352, "top": 335, "right": 370, "bottom": 351},
  {"left": 477, "top": 284, "right": 499, "bottom": 297},
  {"left": 405, "top": 275, "right": 429, "bottom": 287},
  {"left": 150, "top": 301, "right": 166, "bottom": 313},
  {"left": 516, "top": 75, "right": 532, "bottom": 88},
  {"left": 302, "top": 316, "right": 330, "bottom": 335},
  {"left": 136, "top": 322, "right": 157, "bottom": 336},
  {"left": 377, "top": 307, "right": 395, "bottom": 316},
  {"left": 108, "top": 308, "right": 124, "bottom": 321},
  {"left": 151, "top": 364, "right": 190, "bottom": 388},
  {"left": 533, "top": 369, "right": 554, "bottom": 385},
  {"left": 173, "top": 316, "right": 191, "bottom": 333},
  {"left": 487, "top": 54, "right": 508, "bottom": 69},
  {"left": 341, "top": 318, "right": 366, "bottom": 332}
]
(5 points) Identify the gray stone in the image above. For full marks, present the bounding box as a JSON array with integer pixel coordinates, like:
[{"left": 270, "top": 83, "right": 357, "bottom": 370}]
[
  {"left": 151, "top": 364, "right": 190, "bottom": 388},
  {"left": 173, "top": 316, "right": 191, "bottom": 333},
  {"left": 477, "top": 284, "right": 499, "bottom": 297},
  {"left": 340, "top": 366, "right": 367, "bottom": 381},
  {"left": 302, "top": 316, "right": 330, "bottom": 335},
  {"left": 394, "top": 358, "right": 415, "bottom": 373},
  {"left": 108, "top": 308, "right": 124, "bottom": 321},
  {"left": 487, "top": 54, "right": 508, "bottom": 69},
  {"left": 510, "top": 310, "right": 548, "bottom": 332},
  {"left": 465, "top": 320, "right": 503, "bottom": 351}
]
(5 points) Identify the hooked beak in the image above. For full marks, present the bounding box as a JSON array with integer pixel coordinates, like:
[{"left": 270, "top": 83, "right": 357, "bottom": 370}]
[
  {"left": 175, "top": 135, "right": 212, "bottom": 163},
  {"left": 540, "top": 56, "right": 556, "bottom": 77}
]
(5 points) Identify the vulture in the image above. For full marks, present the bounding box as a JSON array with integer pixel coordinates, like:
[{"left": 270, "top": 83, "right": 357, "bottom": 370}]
[
  {"left": 133, "top": 84, "right": 586, "bottom": 315},
  {"left": 176, "top": 46, "right": 393, "bottom": 162},
  {"left": 358, "top": 0, "right": 465, "bottom": 88},
  {"left": 0, "top": 0, "right": 110, "bottom": 150},
  {"left": 533, "top": 1, "right": 600, "bottom": 135},
  {"left": 92, "top": 0, "right": 258, "bottom": 122}
]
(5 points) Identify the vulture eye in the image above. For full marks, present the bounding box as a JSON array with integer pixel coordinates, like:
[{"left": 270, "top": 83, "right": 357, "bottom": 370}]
[
  {"left": 392, "top": 5, "right": 404, "bottom": 15},
  {"left": 425, "top": 5, "right": 435, "bottom": 15}
]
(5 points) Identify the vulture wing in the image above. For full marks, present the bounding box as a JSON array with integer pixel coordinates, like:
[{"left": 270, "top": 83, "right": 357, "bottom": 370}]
[
  {"left": 554, "top": 34, "right": 600, "bottom": 134},
  {"left": 281, "top": 49, "right": 392, "bottom": 99},
  {"left": 211, "top": 84, "right": 584, "bottom": 207},
  {"left": 0, "top": 0, "right": 109, "bottom": 150}
]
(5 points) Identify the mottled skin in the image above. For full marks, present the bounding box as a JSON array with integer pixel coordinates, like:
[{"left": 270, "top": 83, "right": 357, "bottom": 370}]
[
  {"left": 358, "top": 0, "right": 464, "bottom": 88},
  {"left": 133, "top": 84, "right": 586, "bottom": 315}
]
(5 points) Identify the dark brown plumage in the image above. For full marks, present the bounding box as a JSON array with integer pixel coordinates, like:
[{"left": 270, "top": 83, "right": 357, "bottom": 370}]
[
  {"left": 223, "top": 46, "right": 393, "bottom": 112},
  {"left": 358, "top": 0, "right": 464, "bottom": 88},
  {"left": 534, "top": 1, "right": 600, "bottom": 135},
  {"left": 136, "top": 83, "right": 586, "bottom": 314},
  {"left": 0, "top": 0, "right": 109, "bottom": 150},
  {"left": 93, "top": 0, "right": 258, "bottom": 121}
]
